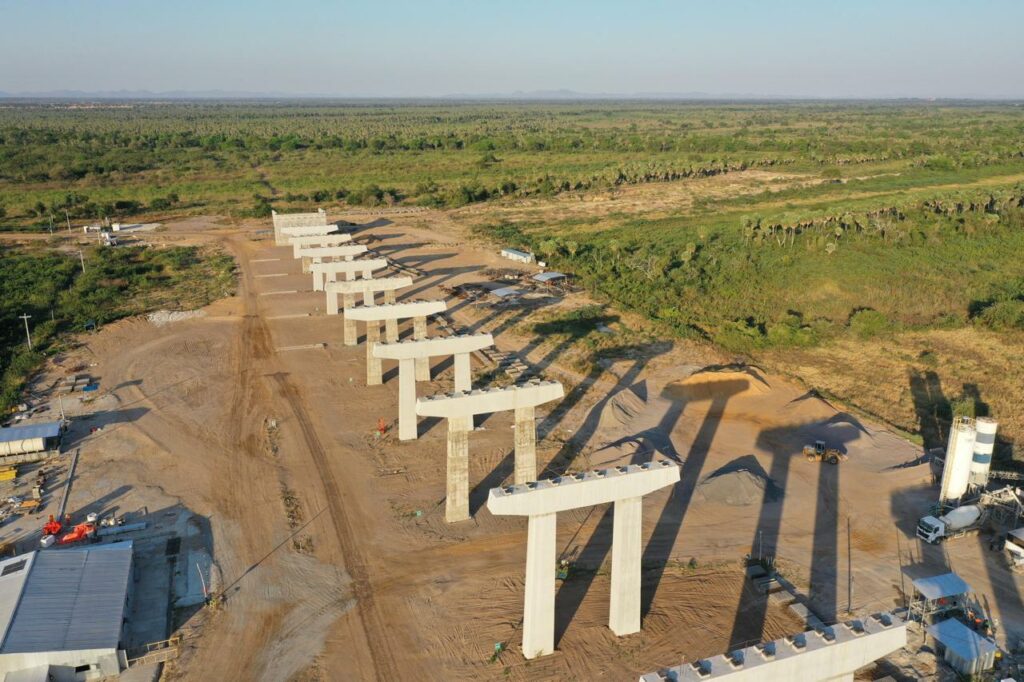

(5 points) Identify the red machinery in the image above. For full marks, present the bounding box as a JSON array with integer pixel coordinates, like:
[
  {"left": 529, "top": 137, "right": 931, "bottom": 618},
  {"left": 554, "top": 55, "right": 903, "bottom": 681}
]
[
  {"left": 59, "top": 522, "right": 96, "bottom": 545},
  {"left": 42, "top": 515, "right": 62, "bottom": 537}
]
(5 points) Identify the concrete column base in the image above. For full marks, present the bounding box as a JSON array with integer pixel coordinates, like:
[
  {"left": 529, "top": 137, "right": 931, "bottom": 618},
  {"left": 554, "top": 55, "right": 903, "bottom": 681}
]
[
  {"left": 609, "top": 496, "right": 642, "bottom": 636},
  {"left": 366, "top": 321, "right": 382, "bottom": 386},
  {"left": 514, "top": 406, "right": 537, "bottom": 484},
  {"left": 522, "top": 512, "right": 557, "bottom": 659},
  {"left": 342, "top": 294, "right": 357, "bottom": 346},
  {"left": 413, "top": 316, "right": 429, "bottom": 381},
  {"left": 454, "top": 352, "right": 471, "bottom": 392},
  {"left": 446, "top": 415, "right": 472, "bottom": 522},
  {"left": 398, "top": 359, "right": 417, "bottom": 441}
]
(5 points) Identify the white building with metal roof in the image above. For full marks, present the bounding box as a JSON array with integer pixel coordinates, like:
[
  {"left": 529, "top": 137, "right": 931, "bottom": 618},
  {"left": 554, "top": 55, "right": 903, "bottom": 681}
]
[
  {"left": 0, "top": 542, "right": 133, "bottom": 680},
  {"left": 0, "top": 421, "right": 64, "bottom": 457}
]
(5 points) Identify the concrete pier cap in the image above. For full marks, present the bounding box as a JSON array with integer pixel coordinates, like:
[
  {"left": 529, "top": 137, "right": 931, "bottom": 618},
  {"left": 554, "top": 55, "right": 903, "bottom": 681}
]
[
  {"left": 294, "top": 244, "right": 368, "bottom": 261},
  {"left": 310, "top": 258, "right": 388, "bottom": 292},
  {"left": 325, "top": 275, "right": 413, "bottom": 316},
  {"left": 344, "top": 300, "right": 447, "bottom": 322},
  {"left": 488, "top": 459, "right": 680, "bottom": 515},
  {"left": 373, "top": 333, "right": 494, "bottom": 361},
  {"left": 639, "top": 611, "right": 907, "bottom": 682},
  {"left": 289, "top": 233, "right": 352, "bottom": 257},
  {"left": 374, "top": 333, "right": 495, "bottom": 441},
  {"left": 414, "top": 379, "right": 564, "bottom": 418}
]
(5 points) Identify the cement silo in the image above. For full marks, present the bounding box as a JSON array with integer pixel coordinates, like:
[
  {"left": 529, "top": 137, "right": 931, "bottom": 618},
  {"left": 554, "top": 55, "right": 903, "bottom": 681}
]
[
  {"left": 969, "top": 417, "right": 998, "bottom": 487},
  {"left": 940, "top": 417, "right": 977, "bottom": 504}
]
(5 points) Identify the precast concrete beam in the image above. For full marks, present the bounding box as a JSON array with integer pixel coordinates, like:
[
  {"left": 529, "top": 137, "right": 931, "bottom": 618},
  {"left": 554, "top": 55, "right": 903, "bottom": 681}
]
[
  {"left": 295, "top": 244, "right": 368, "bottom": 261},
  {"left": 488, "top": 460, "right": 679, "bottom": 516},
  {"left": 311, "top": 258, "right": 387, "bottom": 291},
  {"left": 415, "top": 380, "right": 564, "bottom": 419}
]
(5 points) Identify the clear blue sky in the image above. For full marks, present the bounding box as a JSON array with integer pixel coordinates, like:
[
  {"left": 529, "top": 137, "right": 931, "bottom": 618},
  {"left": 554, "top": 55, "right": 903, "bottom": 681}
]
[{"left": 2, "top": 0, "right": 1022, "bottom": 98}]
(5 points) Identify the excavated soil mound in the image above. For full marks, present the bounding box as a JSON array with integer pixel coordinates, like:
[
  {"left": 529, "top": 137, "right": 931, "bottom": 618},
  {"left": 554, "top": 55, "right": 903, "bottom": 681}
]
[
  {"left": 598, "top": 386, "right": 647, "bottom": 431},
  {"left": 698, "top": 464, "right": 783, "bottom": 507},
  {"left": 663, "top": 368, "right": 771, "bottom": 403}
]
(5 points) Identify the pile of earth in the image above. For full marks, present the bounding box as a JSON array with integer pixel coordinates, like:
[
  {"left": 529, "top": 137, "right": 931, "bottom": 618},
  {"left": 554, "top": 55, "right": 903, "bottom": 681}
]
[
  {"left": 597, "top": 385, "right": 647, "bottom": 431},
  {"left": 663, "top": 367, "right": 771, "bottom": 403},
  {"left": 697, "top": 457, "right": 783, "bottom": 506}
]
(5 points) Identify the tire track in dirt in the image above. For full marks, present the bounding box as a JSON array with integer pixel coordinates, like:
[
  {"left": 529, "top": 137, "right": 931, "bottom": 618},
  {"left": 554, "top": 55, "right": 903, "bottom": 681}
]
[
  {"left": 228, "top": 234, "right": 399, "bottom": 680},
  {"left": 267, "top": 372, "right": 399, "bottom": 680}
]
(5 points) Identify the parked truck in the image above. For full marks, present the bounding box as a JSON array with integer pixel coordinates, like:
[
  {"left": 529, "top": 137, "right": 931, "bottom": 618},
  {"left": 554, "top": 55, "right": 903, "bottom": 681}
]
[{"left": 917, "top": 505, "right": 987, "bottom": 544}]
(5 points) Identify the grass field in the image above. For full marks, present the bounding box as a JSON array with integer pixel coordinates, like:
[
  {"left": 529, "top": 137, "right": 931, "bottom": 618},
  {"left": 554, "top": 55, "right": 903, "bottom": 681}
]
[{"left": 1, "top": 99, "right": 1022, "bottom": 457}]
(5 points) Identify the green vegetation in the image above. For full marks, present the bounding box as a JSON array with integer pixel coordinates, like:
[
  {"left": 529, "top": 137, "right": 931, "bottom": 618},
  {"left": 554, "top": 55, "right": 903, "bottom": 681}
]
[
  {"left": 2, "top": 101, "right": 1023, "bottom": 224},
  {"left": 0, "top": 244, "right": 235, "bottom": 411}
]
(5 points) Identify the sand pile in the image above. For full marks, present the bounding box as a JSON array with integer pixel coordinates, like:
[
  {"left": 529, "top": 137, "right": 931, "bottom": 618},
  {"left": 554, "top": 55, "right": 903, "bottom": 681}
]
[
  {"left": 663, "top": 368, "right": 771, "bottom": 403},
  {"left": 698, "top": 460, "right": 782, "bottom": 506},
  {"left": 598, "top": 386, "right": 647, "bottom": 431}
]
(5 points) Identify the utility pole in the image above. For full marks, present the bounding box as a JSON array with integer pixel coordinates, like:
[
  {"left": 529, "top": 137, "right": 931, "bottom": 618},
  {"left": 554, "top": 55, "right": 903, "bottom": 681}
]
[
  {"left": 65, "top": 208, "right": 72, "bottom": 232},
  {"left": 48, "top": 213, "right": 54, "bottom": 235},
  {"left": 78, "top": 250, "right": 86, "bottom": 273},
  {"left": 18, "top": 314, "right": 32, "bottom": 349},
  {"left": 847, "top": 516, "right": 853, "bottom": 615}
]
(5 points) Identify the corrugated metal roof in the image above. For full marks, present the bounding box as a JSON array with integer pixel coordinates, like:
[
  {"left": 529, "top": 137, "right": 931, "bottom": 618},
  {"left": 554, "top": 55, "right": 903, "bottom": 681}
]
[
  {"left": 532, "top": 271, "right": 566, "bottom": 282},
  {"left": 501, "top": 248, "right": 533, "bottom": 259},
  {"left": 912, "top": 572, "right": 970, "bottom": 600},
  {"left": 928, "top": 617, "right": 997, "bottom": 661},
  {"left": 0, "top": 541, "right": 133, "bottom": 654},
  {"left": 0, "top": 421, "right": 63, "bottom": 443},
  {"left": 491, "top": 286, "right": 522, "bottom": 298},
  {"left": 0, "top": 553, "right": 36, "bottom": 647}
]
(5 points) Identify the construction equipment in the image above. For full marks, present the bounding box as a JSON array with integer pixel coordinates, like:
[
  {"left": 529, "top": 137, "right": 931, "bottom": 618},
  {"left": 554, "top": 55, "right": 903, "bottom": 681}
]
[
  {"left": 918, "top": 505, "right": 987, "bottom": 544},
  {"left": 59, "top": 521, "right": 96, "bottom": 545},
  {"left": 802, "top": 440, "right": 847, "bottom": 465},
  {"left": 42, "top": 514, "right": 62, "bottom": 536}
]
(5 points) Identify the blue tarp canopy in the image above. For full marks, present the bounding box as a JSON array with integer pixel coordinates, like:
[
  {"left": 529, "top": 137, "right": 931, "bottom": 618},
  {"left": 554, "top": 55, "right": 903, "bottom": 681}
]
[
  {"left": 912, "top": 572, "right": 970, "bottom": 600},
  {"left": 0, "top": 421, "right": 62, "bottom": 443},
  {"left": 928, "top": 618, "right": 997, "bottom": 661}
]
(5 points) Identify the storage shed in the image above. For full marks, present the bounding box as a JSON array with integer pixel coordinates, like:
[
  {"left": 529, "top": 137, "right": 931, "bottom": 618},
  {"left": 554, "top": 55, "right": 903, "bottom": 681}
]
[
  {"left": 0, "top": 542, "right": 134, "bottom": 680},
  {"left": 0, "top": 422, "right": 64, "bottom": 457},
  {"left": 500, "top": 248, "right": 535, "bottom": 264},
  {"left": 927, "top": 617, "right": 997, "bottom": 675}
]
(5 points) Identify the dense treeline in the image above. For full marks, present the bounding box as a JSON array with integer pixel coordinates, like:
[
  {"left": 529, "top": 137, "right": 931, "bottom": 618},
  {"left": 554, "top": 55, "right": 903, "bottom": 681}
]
[
  {"left": 0, "top": 244, "right": 235, "bottom": 411},
  {"left": 2, "top": 101, "right": 1024, "bottom": 223}
]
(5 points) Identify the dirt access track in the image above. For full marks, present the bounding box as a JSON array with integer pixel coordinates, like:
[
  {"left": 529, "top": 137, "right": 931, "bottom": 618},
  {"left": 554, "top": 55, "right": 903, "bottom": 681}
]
[{"left": 50, "top": 213, "right": 1024, "bottom": 680}]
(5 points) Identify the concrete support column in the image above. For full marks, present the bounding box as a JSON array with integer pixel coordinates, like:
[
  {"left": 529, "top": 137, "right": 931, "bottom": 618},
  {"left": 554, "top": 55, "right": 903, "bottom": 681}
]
[
  {"left": 326, "top": 290, "right": 339, "bottom": 316},
  {"left": 522, "top": 512, "right": 557, "bottom": 659},
  {"left": 398, "top": 359, "right": 417, "bottom": 441},
  {"left": 513, "top": 406, "right": 537, "bottom": 484},
  {"left": 344, "top": 269, "right": 355, "bottom": 282},
  {"left": 313, "top": 271, "right": 324, "bottom": 292},
  {"left": 366, "top": 321, "right": 382, "bottom": 386},
  {"left": 363, "top": 289, "right": 374, "bottom": 306},
  {"left": 342, "top": 294, "right": 357, "bottom": 346},
  {"left": 446, "top": 415, "right": 472, "bottom": 522},
  {"left": 453, "top": 352, "right": 471, "bottom": 392},
  {"left": 301, "top": 256, "right": 313, "bottom": 274},
  {"left": 413, "top": 316, "right": 429, "bottom": 381},
  {"left": 609, "top": 496, "right": 642, "bottom": 636},
  {"left": 384, "top": 290, "right": 398, "bottom": 342}
]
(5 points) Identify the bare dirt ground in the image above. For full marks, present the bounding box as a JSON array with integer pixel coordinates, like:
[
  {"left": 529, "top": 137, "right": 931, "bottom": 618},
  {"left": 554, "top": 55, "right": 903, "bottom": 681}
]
[{"left": 10, "top": 210, "right": 1024, "bottom": 680}]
